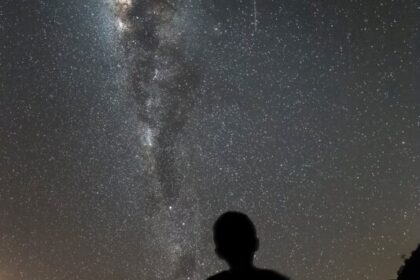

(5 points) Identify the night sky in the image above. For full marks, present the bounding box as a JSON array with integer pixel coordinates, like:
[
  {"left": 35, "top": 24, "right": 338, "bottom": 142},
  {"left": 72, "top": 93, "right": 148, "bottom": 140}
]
[{"left": 1, "top": 1, "right": 419, "bottom": 280}]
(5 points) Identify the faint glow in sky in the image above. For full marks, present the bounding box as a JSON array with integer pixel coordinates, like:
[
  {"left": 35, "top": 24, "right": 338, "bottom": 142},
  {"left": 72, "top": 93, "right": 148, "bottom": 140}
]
[{"left": 116, "top": 18, "right": 127, "bottom": 31}]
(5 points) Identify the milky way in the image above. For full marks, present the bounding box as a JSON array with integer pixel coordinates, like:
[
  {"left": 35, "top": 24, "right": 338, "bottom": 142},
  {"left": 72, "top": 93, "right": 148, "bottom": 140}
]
[
  {"left": 111, "top": 0, "right": 200, "bottom": 204},
  {"left": 1, "top": 1, "right": 420, "bottom": 280},
  {"left": 109, "top": 0, "right": 204, "bottom": 279}
]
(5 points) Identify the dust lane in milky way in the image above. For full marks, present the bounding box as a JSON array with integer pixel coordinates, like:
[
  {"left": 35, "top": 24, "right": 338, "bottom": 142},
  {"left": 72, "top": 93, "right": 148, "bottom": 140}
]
[{"left": 109, "top": 0, "right": 204, "bottom": 279}]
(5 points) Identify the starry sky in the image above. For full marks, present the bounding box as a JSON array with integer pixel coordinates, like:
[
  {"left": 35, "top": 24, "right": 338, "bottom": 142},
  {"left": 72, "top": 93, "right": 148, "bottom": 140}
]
[{"left": 1, "top": 1, "right": 419, "bottom": 280}]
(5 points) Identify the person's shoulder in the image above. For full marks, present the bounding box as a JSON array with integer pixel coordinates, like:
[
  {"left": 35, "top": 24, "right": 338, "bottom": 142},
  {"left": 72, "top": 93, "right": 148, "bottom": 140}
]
[
  {"left": 206, "top": 270, "right": 230, "bottom": 280},
  {"left": 256, "top": 268, "right": 290, "bottom": 280}
]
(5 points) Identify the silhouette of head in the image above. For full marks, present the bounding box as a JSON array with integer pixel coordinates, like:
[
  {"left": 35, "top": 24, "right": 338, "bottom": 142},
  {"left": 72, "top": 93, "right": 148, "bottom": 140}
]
[{"left": 213, "top": 211, "right": 259, "bottom": 268}]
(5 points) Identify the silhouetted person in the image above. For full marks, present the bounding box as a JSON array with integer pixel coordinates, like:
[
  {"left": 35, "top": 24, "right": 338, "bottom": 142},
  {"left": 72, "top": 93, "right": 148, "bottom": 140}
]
[
  {"left": 397, "top": 244, "right": 420, "bottom": 280},
  {"left": 207, "top": 211, "right": 290, "bottom": 280}
]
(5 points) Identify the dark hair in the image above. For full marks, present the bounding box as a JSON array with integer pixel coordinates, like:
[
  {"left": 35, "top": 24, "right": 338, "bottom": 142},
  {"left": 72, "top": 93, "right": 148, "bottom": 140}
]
[{"left": 213, "top": 211, "right": 258, "bottom": 263}]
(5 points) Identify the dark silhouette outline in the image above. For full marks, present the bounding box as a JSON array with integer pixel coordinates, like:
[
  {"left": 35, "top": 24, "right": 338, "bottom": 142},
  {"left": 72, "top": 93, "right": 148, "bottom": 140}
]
[
  {"left": 207, "top": 211, "right": 290, "bottom": 280},
  {"left": 397, "top": 244, "right": 420, "bottom": 280}
]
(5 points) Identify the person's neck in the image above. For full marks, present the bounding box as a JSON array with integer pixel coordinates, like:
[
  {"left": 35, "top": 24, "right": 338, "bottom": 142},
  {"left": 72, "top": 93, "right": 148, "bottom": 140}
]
[{"left": 228, "top": 262, "right": 255, "bottom": 273}]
